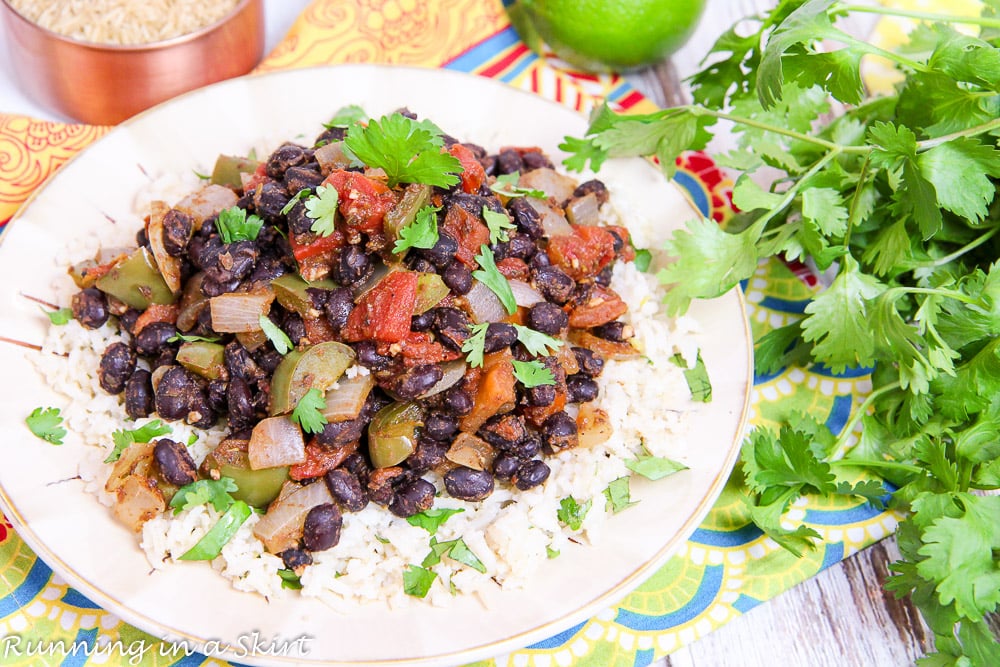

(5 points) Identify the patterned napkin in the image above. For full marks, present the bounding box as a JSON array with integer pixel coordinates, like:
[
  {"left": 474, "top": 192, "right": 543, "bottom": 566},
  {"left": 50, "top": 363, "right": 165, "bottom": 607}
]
[{"left": 0, "top": 1, "right": 900, "bottom": 665}]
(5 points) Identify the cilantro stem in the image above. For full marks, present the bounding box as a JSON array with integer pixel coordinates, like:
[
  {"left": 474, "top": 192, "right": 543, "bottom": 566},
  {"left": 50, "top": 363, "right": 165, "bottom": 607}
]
[
  {"left": 828, "top": 31, "right": 934, "bottom": 75},
  {"left": 745, "top": 150, "right": 844, "bottom": 240},
  {"left": 910, "top": 226, "right": 1000, "bottom": 268},
  {"left": 687, "top": 107, "right": 864, "bottom": 154},
  {"left": 840, "top": 4, "right": 1000, "bottom": 30},
  {"left": 830, "top": 458, "right": 924, "bottom": 475},
  {"left": 883, "top": 286, "right": 981, "bottom": 307},
  {"left": 915, "top": 117, "right": 1000, "bottom": 151},
  {"left": 843, "top": 152, "right": 872, "bottom": 249},
  {"left": 832, "top": 381, "right": 902, "bottom": 456}
]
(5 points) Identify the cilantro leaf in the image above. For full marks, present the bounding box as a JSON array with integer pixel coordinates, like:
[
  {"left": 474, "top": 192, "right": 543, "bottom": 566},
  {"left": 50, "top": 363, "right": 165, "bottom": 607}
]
[
  {"left": 742, "top": 425, "right": 836, "bottom": 495},
  {"left": 604, "top": 477, "right": 638, "bottom": 514},
  {"left": 670, "top": 351, "right": 712, "bottom": 402},
  {"left": 344, "top": 113, "right": 462, "bottom": 188},
  {"left": 472, "top": 245, "right": 516, "bottom": 315},
  {"left": 291, "top": 388, "right": 329, "bottom": 435},
  {"left": 178, "top": 500, "right": 251, "bottom": 561},
  {"left": 280, "top": 188, "right": 311, "bottom": 216},
  {"left": 745, "top": 493, "right": 821, "bottom": 558},
  {"left": 546, "top": 546, "right": 560, "bottom": 559},
  {"left": 461, "top": 322, "right": 489, "bottom": 368},
  {"left": 512, "top": 359, "right": 555, "bottom": 388},
  {"left": 324, "top": 104, "right": 366, "bottom": 128},
  {"left": 43, "top": 307, "right": 74, "bottom": 326},
  {"left": 626, "top": 453, "right": 688, "bottom": 481},
  {"left": 106, "top": 419, "right": 172, "bottom": 463},
  {"left": 403, "top": 564, "right": 437, "bottom": 598},
  {"left": 489, "top": 172, "right": 547, "bottom": 199},
  {"left": 278, "top": 568, "right": 303, "bottom": 590},
  {"left": 512, "top": 324, "right": 563, "bottom": 356},
  {"left": 259, "top": 315, "right": 293, "bottom": 355},
  {"left": 406, "top": 508, "right": 464, "bottom": 535},
  {"left": 482, "top": 206, "right": 517, "bottom": 245},
  {"left": 167, "top": 333, "right": 221, "bottom": 344},
  {"left": 25, "top": 407, "right": 66, "bottom": 445},
  {"left": 558, "top": 136, "right": 609, "bottom": 174},
  {"left": 557, "top": 497, "right": 591, "bottom": 531},
  {"left": 421, "top": 537, "right": 487, "bottom": 573},
  {"left": 393, "top": 205, "right": 440, "bottom": 254},
  {"left": 632, "top": 248, "right": 652, "bottom": 272},
  {"left": 304, "top": 185, "right": 339, "bottom": 237},
  {"left": 169, "top": 478, "right": 238, "bottom": 515},
  {"left": 215, "top": 206, "right": 263, "bottom": 244}
]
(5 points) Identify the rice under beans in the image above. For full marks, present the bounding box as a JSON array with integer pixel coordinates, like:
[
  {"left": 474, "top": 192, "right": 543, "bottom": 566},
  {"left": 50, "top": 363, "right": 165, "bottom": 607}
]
[
  {"left": 8, "top": 0, "right": 241, "bottom": 45},
  {"left": 32, "top": 141, "right": 701, "bottom": 609}
]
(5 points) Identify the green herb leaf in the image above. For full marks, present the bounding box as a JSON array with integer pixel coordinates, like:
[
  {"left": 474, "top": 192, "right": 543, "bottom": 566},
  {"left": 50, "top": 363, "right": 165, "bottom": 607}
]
[
  {"left": 178, "top": 500, "right": 251, "bottom": 561},
  {"left": 305, "top": 185, "right": 339, "bottom": 237},
  {"left": 106, "top": 419, "right": 172, "bottom": 463},
  {"left": 557, "top": 497, "right": 592, "bottom": 531},
  {"left": 632, "top": 249, "right": 652, "bottom": 272},
  {"left": 604, "top": 477, "right": 638, "bottom": 514},
  {"left": 472, "top": 245, "right": 517, "bottom": 315},
  {"left": 512, "top": 324, "right": 563, "bottom": 356},
  {"left": 626, "top": 453, "right": 688, "bottom": 481},
  {"left": 558, "top": 136, "right": 609, "bottom": 174},
  {"left": 259, "top": 315, "right": 293, "bottom": 355},
  {"left": 344, "top": 113, "right": 462, "bottom": 188},
  {"left": 511, "top": 359, "right": 555, "bottom": 388},
  {"left": 278, "top": 568, "right": 303, "bottom": 590},
  {"left": 291, "top": 388, "right": 329, "bottom": 435},
  {"left": 324, "top": 104, "right": 367, "bottom": 128},
  {"left": 167, "top": 333, "right": 222, "bottom": 344},
  {"left": 546, "top": 545, "right": 561, "bottom": 559},
  {"left": 406, "top": 508, "right": 465, "bottom": 535},
  {"left": 393, "top": 205, "right": 440, "bottom": 254},
  {"left": 421, "top": 537, "right": 487, "bottom": 573},
  {"left": 215, "top": 206, "right": 263, "bottom": 244},
  {"left": 43, "top": 307, "right": 74, "bottom": 326},
  {"left": 25, "top": 407, "right": 66, "bottom": 445},
  {"left": 482, "top": 206, "right": 517, "bottom": 245},
  {"left": 403, "top": 564, "right": 437, "bottom": 598},
  {"left": 169, "top": 478, "right": 238, "bottom": 515},
  {"left": 280, "top": 188, "right": 311, "bottom": 216},
  {"left": 671, "top": 351, "right": 713, "bottom": 402},
  {"left": 489, "top": 172, "right": 546, "bottom": 199},
  {"left": 461, "top": 322, "right": 489, "bottom": 368}
]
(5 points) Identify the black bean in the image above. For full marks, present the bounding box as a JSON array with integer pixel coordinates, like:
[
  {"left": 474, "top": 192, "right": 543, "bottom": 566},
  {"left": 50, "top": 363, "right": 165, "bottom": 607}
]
[
  {"left": 227, "top": 377, "right": 255, "bottom": 430},
  {"left": 529, "top": 249, "right": 551, "bottom": 269},
  {"left": 478, "top": 413, "right": 527, "bottom": 450},
  {"left": 423, "top": 411, "right": 458, "bottom": 441},
  {"left": 442, "top": 386, "right": 474, "bottom": 415},
  {"left": 388, "top": 364, "right": 443, "bottom": 400},
  {"left": 418, "top": 232, "right": 458, "bottom": 269},
  {"left": 483, "top": 322, "right": 518, "bottom": 354},
  {"left": 592, "top": 321, "right": 634, "bottom": 342},
  {"left": 315, "top": 126, "right": 346, "bottom": 146},
  {"left": 572, "top": 179, "right": 610, "bottom": 205},
  {"left": 162, "top": 209, "right": 194, "bottom": 256},
  {"left": 253, "top": 348, "right": 283, "bottom": 374},
  {"left": 124, "top": 369, "right": 154, "bottom": 419},
  {"left": 281, "top": 311, "right": 306, "bottom": 346},
  {"left": 606, "top": 228, "right": 626, "bottom": 254},
  {"left": 444, "top": 467, "right": 494, "bottom": 501},
  {"left": 496, "top": 149, "right": 524, "bottom": 175},
  {"left": 324, "top": 469, "right": 369, "bottom": 512},
  {"left": 353, "top": 341, "right": 394, "bottom": 371},
  {"left": 367, "top": 467, "right": 407, "bottom": 506},
  {"left": 595, "top": 265, "right": 613, "bottom": 287},
  {"left": 154, "top": 366, "right": 215, "bottom": 427},
  {"left": 566, "top": 374, "right": 599, "bottom": 403},
  {"left": 342, "top": 453, "right": 371, "bottom": 488},
  {"left": 494, "top": 233, "right": 536, "bottom": 261},
  {"left": 509, "top": 433, "right": 542, "bottom": 459},
  {"left": 266, "top": 143, "right": 307, "bottom": 179},
  {"left": 521, "top": 150, "right": 554, "bottom": 171},
  {"left": 254, "top": 181, "right": 291, "bottom": 220},
  {"left": 527, "top": 302, "right": 568, "bottom": 335},
  {"left": 410, "top": 310, "right": 436, "bottom": 332},
  {"left": 542, "top": 411, "right": 578, "bottom": 451},
  {"left": 224, "top": 342, "right": 262, "bottom": 383},
  {"left": 207, "top": 378, "right": 228, "bottom": 414},
  {"left": 508, "top": 198, "right": 543, "bottom": 239},
  {"left": 408, "top": 257, "right": 437, "bottom": 274},
  {"left": 525, "top": 383, "right": 555, "bottom": 407},
  {"left": 302, "top": 503, "right": 343, "bottom": 552},
  {"left": 285, "top": 202, "right": 313, "bottom": 235},
  {"left": 280, "top": 548, "right": 313, "bottom": 571},
  {"left": 204, "top": 240, "right": 258, "bottom": 285},
  {"left": 247, "top": 255, "right": 287, "bottom": 285},
  {"left": 71, "top": 288, "right": 109, "bottom": 329},
  {"left": 389, "top": 478, "right": 436, "bottom": 517},
  {"left": 316, "top": 417, "right": 365, "bottom": 448},
  {"left": 532, "top": 266, "right": 575, "bottom": 305},
  {"left": 433, "top": 307, "right": 472, "bottom": 351},
  {"left": 323, "top": 287, "right": 354, "bottom": 332},
  {"left": 283, "top": 165, "right": 324, "bottom": 194},
  {"left": 98, "top": 342, "right": 136, "bottom": 394},
  {"left": 441, "top": 261, "right": 473, "bottom": 295},
  {"left": 135, "top": 228, "right": 149, "bottom": 248},
  {"left": 512, "top": 459, "right": 550, "bottom": 490},
  {"left": 334, "top": 245, "right": 374, "bottom": 286},
  {"left": 572, "top": 347, "right": 605, "bottom": 377},
  {"left": 153, "top": 438, "right": 198, "bottom": 486},
  {"left": 151, "top": 349, "right": 177, "bottom": 372},
  {"left": 493, "top": 454, "right": 520, "bottom": 480},
  {"left": 135, "top": 322, "right": 178, "bottom": 357},
  {"left": 406, "top": 437, "right": 449, "bottom": 473},
  {"left": 119, "top": 308, "right": 141, "bottom": 336},
  {"left": 448, "top": 193, "right": 505, "bottom": 217}
]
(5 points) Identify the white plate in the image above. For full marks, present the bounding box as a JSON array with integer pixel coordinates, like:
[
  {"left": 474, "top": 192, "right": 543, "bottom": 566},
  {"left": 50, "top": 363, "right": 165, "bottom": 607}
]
[{"left": 0, "top": 65, "right": 751, "bottom": 666}]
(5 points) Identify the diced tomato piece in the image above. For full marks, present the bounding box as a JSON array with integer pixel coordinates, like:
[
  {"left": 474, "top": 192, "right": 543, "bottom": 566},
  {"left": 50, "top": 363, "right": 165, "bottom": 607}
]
[
  {"left": 290, "top": 230, "right": 345, "bottom": 262},
  {"left": 441, "top": 205, "right": 490, "bottom": 268},
  {"left": 604, "top": 225, "right": 635, "bottom": 261},
  {"left": 341, "top": 271, "right": 418, "bottom": 343},
  {"left": 568, "top": 284, "right": 627, "bottom": 328},
  {"left": 303, "top": 314, "right": 338, "bottom": 345},
  {"left": 133, "top": 303, "right": 179, "bottom": 335},
  {"left": 241, "top": 162, "right": 269, "bottom": 193},
  {"left": 546, "top": 225, "right": 616, "bottom": 280},
  {"left": 449, "top": 143, "right": 485, "bottom": 194},
  {"left": 324, "top": 169, "right": 397, "bottom": 236},
  {"left": 289, "top": 441, "right": 359, "bottom": 481},
  {"left": 497, "top": 257, "right": 530, "bottom": 281},
  {"left": 394, "top": 331, "right": 462, "bottom": 368}
]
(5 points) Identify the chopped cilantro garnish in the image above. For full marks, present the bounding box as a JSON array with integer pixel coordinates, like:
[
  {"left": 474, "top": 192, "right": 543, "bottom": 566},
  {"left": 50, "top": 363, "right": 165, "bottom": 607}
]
[
  {"left": 43, "top": 307, "right": 74, "bottom": 326},
  {"left": 106, "top": 420, "right": 172, "bottom": 463},
  {"left": 25, "top": 407, "right": 66, "bottom": 445},
  {"left": 170, "top": 478, "right": 238, "bottom": 515},
  {"left": 323, "top": 104, "right": 367, "bottom": 129},
  {"left": 604, "top": 477, "right": 638, "bottom": 514},
  {"left": 406, "top": 508, "right": 465, "bottom": 535},
  {"left": 215, "top": 206, "right": 263, "bottom": 244},
  {"left": 344, "top": 112, "right": 463, "bottom": 188},
  {"left": 482, "top": 206, "right": 516, "bottom": 245},
  {"left": 671, "top": 351, "right": 712, "bottom": 403},
  {"left": 259, "top": 315, "right": 293, "bottom": 355},
  {"left": 393, "top": 205, "right": 440, "bottom": 254},
  {"left": 280, "top": 188, "right": 311, "bottom": 216},
  {"left": 292, "top": 388, "right": 329, "bottom": 435},
  {"left": 403, "top": 564, "right": 437, "bottom": 598},
  {"left": 167, "top": 333, "right": 221, "bottom": 344},
  {"left": 490, "top": 172, "right": 547, "bottom": 199},
  {"left": 178, "top": 500, "right": 251, "bottom": 561},
  {"left": 305, "top": 185, "right": 339, "bottom": 237},
  {"left": 461, "top": 322, "right": 490, "bottom": 368},
  {"left": 422, "top": 537, "right": 487, "bottom": 573},
  {"left": 472, "top": 245, "right": 516, "bottom": 315},
  {"left": 557, "top": 497, "right": 591, "bottom": 531},
  {"left": 278, "top": 568, "right": 303, "bottom": 590},
  {"left": 512, "top": 324, "right": 563, "bottom": 356},
  {"left": 633, "top": 248, "right": 652, "bottom": 272},
  {"left": 512, "top": 359, "right": 555, "bottom": 388},
  {"left": 626, "top": 453, "right": 688, "bottom": 481}
]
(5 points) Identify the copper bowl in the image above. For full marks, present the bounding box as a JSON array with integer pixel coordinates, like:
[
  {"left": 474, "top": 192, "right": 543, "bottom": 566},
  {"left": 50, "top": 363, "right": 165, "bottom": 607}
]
[{"left": 0, "top": 0, "right": 264, "bottom": 125}]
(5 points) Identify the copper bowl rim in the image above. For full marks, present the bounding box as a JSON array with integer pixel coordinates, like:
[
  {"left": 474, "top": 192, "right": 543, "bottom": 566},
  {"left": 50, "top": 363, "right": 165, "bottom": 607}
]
[{"left": 0, "top": 0, "right": 258, "bottom": 52}]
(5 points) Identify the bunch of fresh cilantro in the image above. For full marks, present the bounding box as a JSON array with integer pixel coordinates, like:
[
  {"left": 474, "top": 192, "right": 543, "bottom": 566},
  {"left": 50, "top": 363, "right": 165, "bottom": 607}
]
[{"left": 562, "top": 0, "right": 1000, "bottom": 662}]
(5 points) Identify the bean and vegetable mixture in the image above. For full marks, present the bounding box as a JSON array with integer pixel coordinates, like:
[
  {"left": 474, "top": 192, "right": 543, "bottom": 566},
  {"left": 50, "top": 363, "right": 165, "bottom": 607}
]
[{"left": 66, "top": 107, "right": 645, "bottom": 571}]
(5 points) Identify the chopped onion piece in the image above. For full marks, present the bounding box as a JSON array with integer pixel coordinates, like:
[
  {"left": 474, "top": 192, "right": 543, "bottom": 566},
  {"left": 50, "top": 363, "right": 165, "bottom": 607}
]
[
  {"left": 253, "top": 480, "right": 334, "bottom": 553},
  {"left": 465, "top": 280, "right": 507, "bottom": 323},
  {"left": 314, "top": 141, "right": 353, "bottom": 174},
  {"left": 446, "top": 432, "right": 495, "bottom": 471},
  {"left": 509, "top": 279, "right": 544, "bottom": 308},
  {"left": 146, "top": 200, "right": 182, "bottom": 293},
  {"left": 175, "top": 272, "right": 208, "bottom": 332},
  {"left": 518, "top": 168, "right": 578, "bottom": 203},
  {"left": 565, "top": 193, "right": 600, "bottom": 227},
  {"left": 174, "top": 184, "right": 238, "bottom": 227},
  {"left": 248, "top": 416, "right": 307, "bottom": 470},
  {"left": 209, "top": 290, "right": 274, "bottom": 333},
  {"left": 577, "top": 404, "right": 613, "bottom": 448},
  {"left": 422, "top": 360, "right": 467, "bottom": 398},
  {"left": 526, "top": 198, "right": 573, "bottom": 237},
  {"left": 323, "top": 372, "right": 375, "bottom": 422}
]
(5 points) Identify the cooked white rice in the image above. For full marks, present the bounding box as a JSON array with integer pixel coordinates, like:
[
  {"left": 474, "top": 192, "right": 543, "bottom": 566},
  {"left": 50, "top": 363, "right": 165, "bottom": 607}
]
[
  {"left": 32, "top": 151, "right": 702, "bottom": 608},
  {"left": 9, "top": 0, "right": 241, "bottom": 45}
]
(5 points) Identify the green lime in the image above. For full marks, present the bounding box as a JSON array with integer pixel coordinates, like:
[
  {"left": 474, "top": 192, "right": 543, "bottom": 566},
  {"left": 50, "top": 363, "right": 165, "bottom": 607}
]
[{"left": 512, "top": 0, "right": 706, "bottom": 73}]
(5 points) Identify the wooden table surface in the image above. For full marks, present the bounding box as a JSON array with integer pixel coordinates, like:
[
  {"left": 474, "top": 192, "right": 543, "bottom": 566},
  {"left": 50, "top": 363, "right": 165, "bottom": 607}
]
[{"left": 626, "top": 1, "right": 934, "bottom": 665}]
